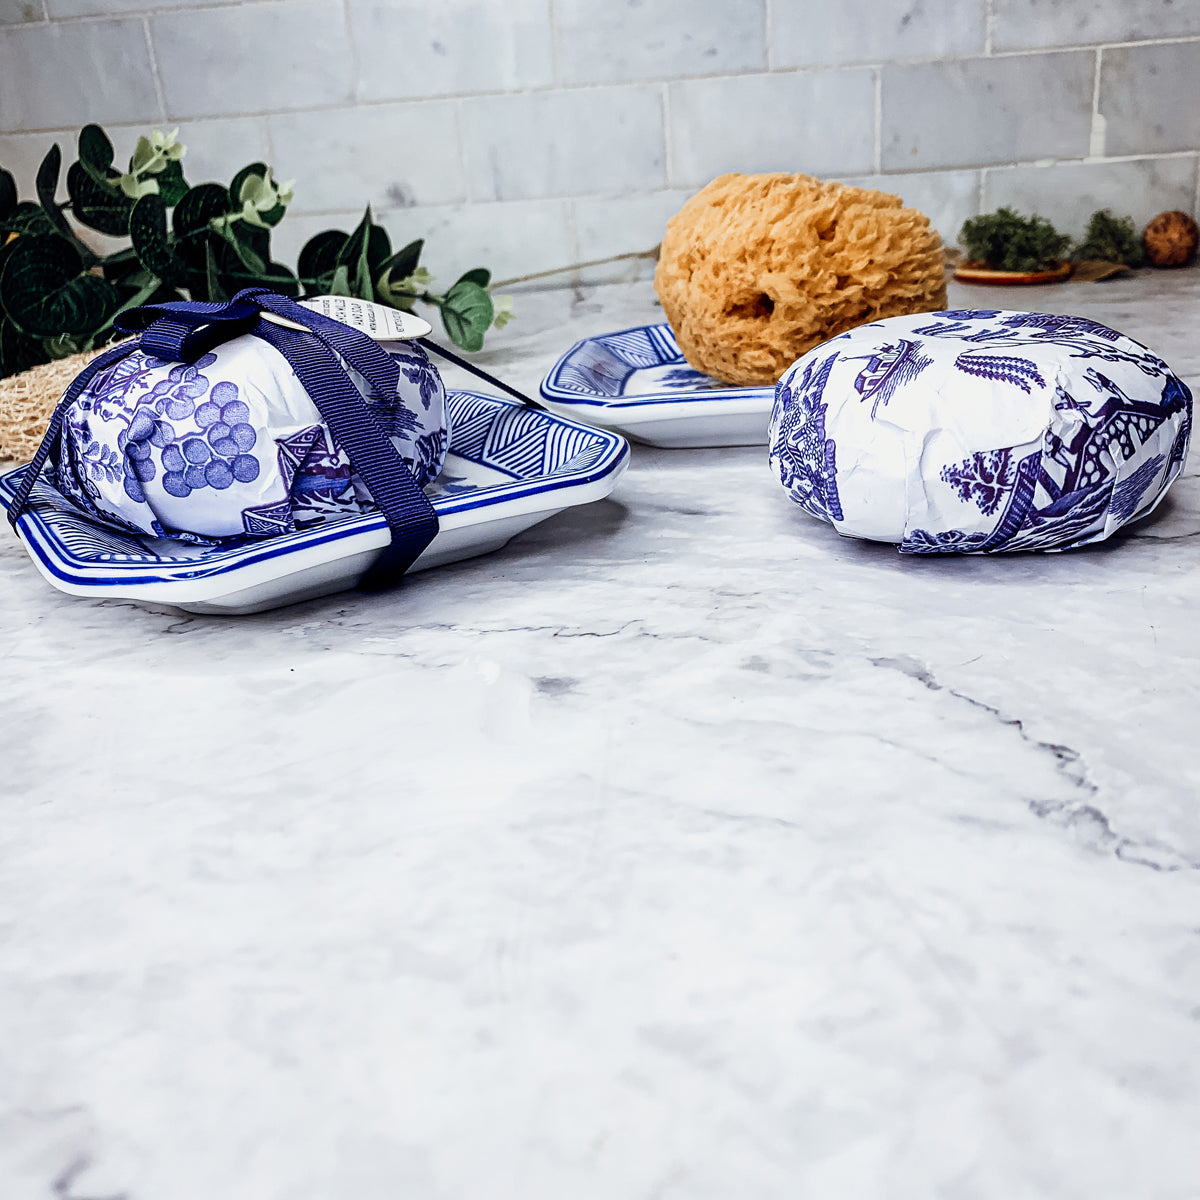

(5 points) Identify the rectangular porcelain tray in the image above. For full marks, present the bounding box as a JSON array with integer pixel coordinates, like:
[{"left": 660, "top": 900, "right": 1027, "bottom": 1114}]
[{"left": 1, "top": 390, "right": 629, "bottom": 614}]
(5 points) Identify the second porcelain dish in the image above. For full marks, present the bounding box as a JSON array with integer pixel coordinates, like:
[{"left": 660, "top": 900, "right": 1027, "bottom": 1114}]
[{"left": 540, "top": 323, "right": 774, "bottom": 447}]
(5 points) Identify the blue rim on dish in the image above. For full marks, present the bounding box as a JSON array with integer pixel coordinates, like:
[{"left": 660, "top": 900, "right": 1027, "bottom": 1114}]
[
  {"left": 1, "top": 389, "right": 629, "bottom": 597},
  {"left": 541, "top": 322, "right": 773, "bottom": 409}
]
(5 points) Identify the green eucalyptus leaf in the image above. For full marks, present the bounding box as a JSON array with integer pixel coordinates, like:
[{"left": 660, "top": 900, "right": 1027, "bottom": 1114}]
[
  {"left": 377, "top": 237, "right": 423, "bottom": 284},
  {"left": 173, "top": 182, "right": 231, "bottom": 239},
  {"left": 35, "top": 144, "right": 74, "bottom": 241},
  {"left": 214, "top": 220, "right": 267, "bottom": 276},
  {"left": 255, "top": 201, "right": 288, "bottom": 229},
  {"left": 172, "top": 183, "right": 231, "bottom": 269},
  {"left": 77, "top": 124, "right": 119, "bottom": 191},
  {"left": 129, "top": 193, "right": 186, "bottom": 283},
  {"left": 374, "top": 278, "right": 417, "bottom": 313},
  {"left": 334, "top": 208, "right": 375, "bottom": 296},
  {"left": 439, "top": 278, "right": 494, "bottom": 352},
  {"left": 156, "top": 159, "right": 188, "bottom": 207},
  {"left": 1, "top": 315, "right": 52, "bottom": 378},
  {"left": 1, "top": 202, "right": 60, "bottom": 237},
  {"left": 205, "top": 240, "right": 229, "bottom": 302},
  {"left": 67, "top": 161, "right": 133, "bottom": 237},
  {"left": 230, "top": 162, "right": 268, "bottom": 206},
  {"left": 0, "top": 168, "right": 16, "bottom": 220},
  {"left": 231, "top": 165, "right": 291, "bottom": 228},
  {"left": 454, "top": 267, "right": 491, "bottom": 289},
  {"left": 117, "top": 174, "right": 159, "bottom": 200},
  {"left": 78, "top": 124, "right": 114, "bottom": 172},
  {"left": 367, "top": 223, "right": 392, "bottom": 273},
  {"left": 0, "top": 235, "right": 119, "bottom": 337},
  {"left": 129, "top": 135, "right": 156, "bottom": 175},
  {"left": 297, "top": 229, "right": 348, "bottom": 287}
]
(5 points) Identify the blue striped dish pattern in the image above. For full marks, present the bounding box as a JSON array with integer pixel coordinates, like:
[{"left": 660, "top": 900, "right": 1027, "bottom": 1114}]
[
  {"left": 541, "top": 323, "right": 772, "bottom": 408},
  {"left": 1, "top": 390, "right": 628, "bottom": 587}
]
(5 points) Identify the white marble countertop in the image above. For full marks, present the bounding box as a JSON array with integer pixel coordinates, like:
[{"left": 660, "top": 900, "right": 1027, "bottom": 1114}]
[{"left": 2, "top": 270, "right": 1199, "bottom": 1200}]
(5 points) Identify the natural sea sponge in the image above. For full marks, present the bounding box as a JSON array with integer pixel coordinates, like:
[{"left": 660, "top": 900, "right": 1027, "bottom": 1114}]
[{"left": 654, "top": 173, "right": 947, "bottom": 387}]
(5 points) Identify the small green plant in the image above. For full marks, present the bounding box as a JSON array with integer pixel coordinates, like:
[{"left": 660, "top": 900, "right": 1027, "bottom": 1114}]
[
  {"left": 0, "top": 124, "right": 508, "bottom": 382},
  {"left": 1073, "top": 208, "right": 1143, "bottom": 267},
  {"left": 958, "top": 207, "right": 1072, "bottom": 272}
]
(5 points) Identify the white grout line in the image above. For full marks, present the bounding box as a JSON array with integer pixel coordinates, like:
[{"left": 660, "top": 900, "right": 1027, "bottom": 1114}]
[
  {"left": 978, "top": 168, "right": 988, "bottom": 213},
  {"left": 341, "top": 0, "right": 361, "bottom": 106},
  {"left": 873, "top": 70, "right": 882, "bottom": 173},
  {"left": 661, "top": 83, "right": 674, "bottom": 189},
  {"left": 984, "top": 0, "right": 994, "bottom": 55},
  {"left": 547, "top": 0, "right": 561, "bottom": 87},
  {"left": 763, "top": 0, "right": 773, "bottom": 71},
  {"left": 1194, "top": 154, "right": 1200, "bottom": 217},
  {"left": 1087, "top": 47, "right": 1107, "bottom": 159},
  {"left": 141, "top": 16, "right": 167, "bottom": 126}
]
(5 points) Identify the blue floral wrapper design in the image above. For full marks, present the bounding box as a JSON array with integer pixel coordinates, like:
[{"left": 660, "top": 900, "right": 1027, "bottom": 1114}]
[
  {"left": 53, "top": 333, "right": 448, "bottom": 542},
  {"left": 768, "top": 309, "right": 1192, "bottom": 553}
]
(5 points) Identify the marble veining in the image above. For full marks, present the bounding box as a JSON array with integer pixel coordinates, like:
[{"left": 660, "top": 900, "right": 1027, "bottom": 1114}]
[{"left": 2, "top": 270, "right": 1199, "bottom": 1200}]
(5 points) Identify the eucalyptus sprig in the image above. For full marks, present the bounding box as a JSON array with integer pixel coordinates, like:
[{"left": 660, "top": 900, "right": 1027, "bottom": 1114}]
[{"left": 0, "top": 123, "right": 508, "bottom": 381}]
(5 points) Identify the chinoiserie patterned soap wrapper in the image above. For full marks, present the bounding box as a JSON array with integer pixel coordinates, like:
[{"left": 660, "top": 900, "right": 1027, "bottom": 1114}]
[
  {"left": 768, "top": 309, "right": 1192, "bottom": 554},
  {"left": 54, "top": 333, "right": 448, "bottom": 544}
]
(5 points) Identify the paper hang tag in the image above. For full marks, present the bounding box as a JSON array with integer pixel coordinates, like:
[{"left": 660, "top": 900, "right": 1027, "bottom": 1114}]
[{"left": 261, "top": 296, "right": 433, "bottom": 340}]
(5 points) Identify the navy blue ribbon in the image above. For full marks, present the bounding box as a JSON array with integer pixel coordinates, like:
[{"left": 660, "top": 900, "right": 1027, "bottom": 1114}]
[{"left": 8, "top": 289, "right": 441, "bottom": 591}]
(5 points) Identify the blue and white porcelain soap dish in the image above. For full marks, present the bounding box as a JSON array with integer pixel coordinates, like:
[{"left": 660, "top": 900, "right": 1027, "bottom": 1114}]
[
  {"left": 540, "top": 323, "right": 774, "bottom": 447},
  {"left": 2, "top": 390, "right": 629, "bottom": 614}
]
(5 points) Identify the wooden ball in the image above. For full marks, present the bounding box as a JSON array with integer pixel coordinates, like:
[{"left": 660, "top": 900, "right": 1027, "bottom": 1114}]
[{"left": 1143, "top": 210, "right": 1199, "bottom": 267}]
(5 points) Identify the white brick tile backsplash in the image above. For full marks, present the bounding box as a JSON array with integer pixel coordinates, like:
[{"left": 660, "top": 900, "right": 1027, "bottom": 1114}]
[
  {"left": 1100, "top": 41, "right": 1200, "bottom": 156},
  {"left": 881, "top": 52, "right": 1095, "bottom": 170},
  {"left": 387, "top": 197, "right": 575, "bottom": 285},
  {"left": 349, "top": 0, "right": 554, "bottom": 101},
  {"left": 668, "top": 70, "right": 876, "bottom": 186},
  {"left": 461, "top": 85, "right": 665, "bottom": 202},
  {"left": 556, "top": 0, "right": 765, "bottom": 85},
  {"left": 772, "top": 0, "right": 985, "bottom": 68},
  {"left": 151, "top": 0, "right": 354, "bottom": 120},
  {"left": 0, "top": 0, "right": 1197, "bottom": 282},
  {"left": 993, "top": 0, "right": 1200, "bottom": 51},
  {"left": 0, "top": 18, "right": 160, "bottom": 131},
  {"left": 574, "top": 189, "right": 694, "bottom": 259},
  {"left": 269, "top": 102, "right": 466, "bottom": 212},
  {"left": 984, "top": 156, "right": 1199, "bottom": 234}
]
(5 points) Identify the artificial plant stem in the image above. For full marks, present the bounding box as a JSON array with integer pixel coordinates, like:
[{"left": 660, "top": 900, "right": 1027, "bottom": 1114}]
[{"left": 490, "top": 247, "right": 660, "bottom": 290}]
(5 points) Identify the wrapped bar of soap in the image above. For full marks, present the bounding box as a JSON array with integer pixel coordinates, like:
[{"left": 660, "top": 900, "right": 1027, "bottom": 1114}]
[
  {"left": 52, "top": 301, "right": 448, "bottom": 543},
  {"left": 769, "top": 309, "right": 1192, "bottom": 553}
]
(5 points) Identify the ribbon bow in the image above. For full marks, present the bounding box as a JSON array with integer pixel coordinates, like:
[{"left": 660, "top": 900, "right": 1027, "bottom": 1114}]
[{"left": 9, "top": 288, "right": 440, "bottom": 591}]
